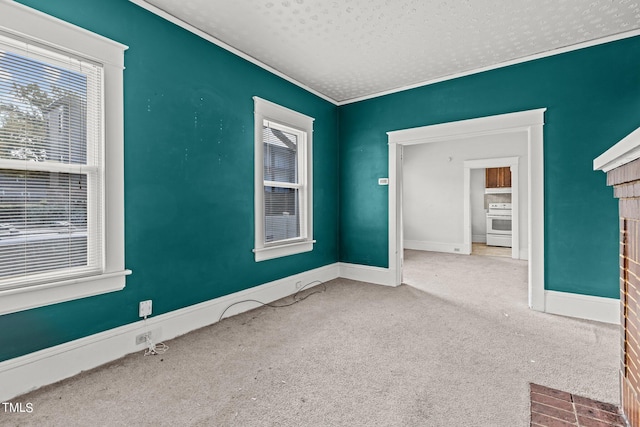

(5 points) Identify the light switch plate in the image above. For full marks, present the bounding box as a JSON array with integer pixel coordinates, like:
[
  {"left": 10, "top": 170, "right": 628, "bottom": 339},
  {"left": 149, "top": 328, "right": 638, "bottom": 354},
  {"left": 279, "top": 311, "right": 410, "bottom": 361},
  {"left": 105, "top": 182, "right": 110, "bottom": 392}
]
[{"left": 378, "top": 178, "right": 389, "bottom": 185}]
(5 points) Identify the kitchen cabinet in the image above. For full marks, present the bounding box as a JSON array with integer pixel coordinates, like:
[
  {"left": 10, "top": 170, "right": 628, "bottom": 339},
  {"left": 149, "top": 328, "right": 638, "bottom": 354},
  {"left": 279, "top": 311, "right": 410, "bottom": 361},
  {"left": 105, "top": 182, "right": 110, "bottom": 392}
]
[{"left": 486, "top": 167, "right": 511, "bottom": 188}]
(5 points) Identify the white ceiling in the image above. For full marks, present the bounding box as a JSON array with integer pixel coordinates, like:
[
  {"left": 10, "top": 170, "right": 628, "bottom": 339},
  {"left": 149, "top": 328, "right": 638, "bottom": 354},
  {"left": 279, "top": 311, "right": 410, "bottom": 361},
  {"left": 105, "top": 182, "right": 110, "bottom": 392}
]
[{"left": 135, "top": 0, "right": 640, "bottom": 104}]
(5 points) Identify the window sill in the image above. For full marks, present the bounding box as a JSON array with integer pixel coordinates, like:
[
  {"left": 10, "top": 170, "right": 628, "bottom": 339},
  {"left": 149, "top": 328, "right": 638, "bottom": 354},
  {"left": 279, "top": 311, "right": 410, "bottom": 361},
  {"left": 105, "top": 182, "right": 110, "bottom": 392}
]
[
  {"left": 253, "top": 240, "right": 315, "bottom": 262},
  {"left": 0, "top": 270, "right": 132, "bottom": 316}
]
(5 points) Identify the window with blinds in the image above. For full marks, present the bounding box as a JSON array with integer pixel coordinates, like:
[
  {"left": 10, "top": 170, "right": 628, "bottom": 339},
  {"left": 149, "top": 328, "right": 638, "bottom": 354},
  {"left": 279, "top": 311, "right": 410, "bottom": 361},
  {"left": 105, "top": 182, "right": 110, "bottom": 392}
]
[
  {"left": 263, "top": 121, "right": 303, "bottom": 243},
  {"left": 253, "top": 97, "right": 314, "bottom": 262},
  {"left": 0, "top": 33, "right": 103, "bottom": 288}
]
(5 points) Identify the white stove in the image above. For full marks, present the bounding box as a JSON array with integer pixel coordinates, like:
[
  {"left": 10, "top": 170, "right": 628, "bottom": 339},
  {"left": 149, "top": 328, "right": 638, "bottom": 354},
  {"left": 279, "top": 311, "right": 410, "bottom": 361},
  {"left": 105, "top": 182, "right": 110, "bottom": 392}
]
[{"left": 486, "top": 203, "right": 512, "bottom": 247}]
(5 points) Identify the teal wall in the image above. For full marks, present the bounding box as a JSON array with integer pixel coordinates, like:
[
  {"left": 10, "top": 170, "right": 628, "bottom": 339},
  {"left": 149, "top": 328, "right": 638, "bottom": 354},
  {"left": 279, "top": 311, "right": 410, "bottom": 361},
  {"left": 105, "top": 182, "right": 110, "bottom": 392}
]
[
  {"left": 0, "top": 0, "right": 339, "bottom": 362},
  {"left": 339, "top": 35, "right": 640, "bottom": 299},
  {"left": 2, "top": 0, "right": 638, "bottom": 363}
]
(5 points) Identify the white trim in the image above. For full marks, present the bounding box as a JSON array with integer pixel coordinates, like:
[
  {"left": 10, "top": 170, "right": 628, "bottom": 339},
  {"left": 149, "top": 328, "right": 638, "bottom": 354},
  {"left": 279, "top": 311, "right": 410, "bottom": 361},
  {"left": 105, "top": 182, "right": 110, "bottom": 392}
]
[
  {"left": 0, "top": 261, "right": 620, "bottom": 401},
  {"left": 0, "top": 0, "right": 130, "bottom": 315},
  {"left": 594, "top": 127, "right": 640, "bottom": 172},
  {"left": 0, "top": 263, "right": 340, "bottom": 402},
  {"left": 338, "top": 262, "right": 397, "bottom": 287},
  {"left": 404, "top": 240, "right": 466, "bottom": 255},
  {"left": 339, "top": 29, "right": 640, "bottom": 105},
  {"left": 389, "top": 144, "right": 404, "bottom": 285},
  {"left": 472, "top": 234, "right": 487, "bottom": 243},
  {"left": 0, "top": 271, "right": 131, "bottom": 316},
  {"left": 128, "top": 0, "right": 336, "bottom": 105},
  {"left": 485, "top": 187, "right": 513, "bottom": 194},
  {"left": 253, "top": 97, "right": 315, "bottom": 262},
  {"left": 388, "top": 109, "right": 546, "bottom": 311},
  {"left": 463, "top": 157, "right": 520, "bottom": 260},
  {"left": 388, "top": 109, "right": 545, "bottom": 145},
  {"left": 130, "top": 2, "right": 640, "bottom": 106},
  {"left": 0, "top": 0, "right": 127, "bottom": 67},
  {"left": 544, "top": 290, "right": 620, "bottom": 325},
  {"left": 253, "top": 240, "right": 315, "bottom": 262}
]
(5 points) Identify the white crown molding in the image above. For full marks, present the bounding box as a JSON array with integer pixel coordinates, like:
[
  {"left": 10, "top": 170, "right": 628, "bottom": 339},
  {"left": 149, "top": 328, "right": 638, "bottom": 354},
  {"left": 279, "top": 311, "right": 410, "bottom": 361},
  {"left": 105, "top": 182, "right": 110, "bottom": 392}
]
[
  {"left": 339, "top": 29, "right": 640, "bottom": 105},
  {"left": 128, "top": 0, "right": 338, "bottom": 105},
  {"left": 129, "top": 1, "right": 640, "bottom": 106}
]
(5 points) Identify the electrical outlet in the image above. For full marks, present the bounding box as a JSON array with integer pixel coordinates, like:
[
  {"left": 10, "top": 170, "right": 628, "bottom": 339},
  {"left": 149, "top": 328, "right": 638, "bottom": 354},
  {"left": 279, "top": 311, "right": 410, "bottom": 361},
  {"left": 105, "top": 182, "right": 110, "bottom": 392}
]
[
  {"left": 139, "top": 300, "right": 152, "bottom": 318},
  {"left": 295, "top": 281, "right": 303, "bottom": 290},
  {"left": 135, "top": 327, "right": 161, "bottom": 346},
  {"left": 454, "top": 248, "right": 460, "bottom": 252},
  {"left": 135, "top": 332, "right": 151, "bottom": 345}
]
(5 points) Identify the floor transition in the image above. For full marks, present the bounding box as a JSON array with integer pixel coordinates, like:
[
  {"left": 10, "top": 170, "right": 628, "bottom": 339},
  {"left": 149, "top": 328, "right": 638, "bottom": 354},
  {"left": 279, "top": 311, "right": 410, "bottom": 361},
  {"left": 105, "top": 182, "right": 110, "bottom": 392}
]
[{"left": 471, "top": 242, "right": 511, "bottom": 258}]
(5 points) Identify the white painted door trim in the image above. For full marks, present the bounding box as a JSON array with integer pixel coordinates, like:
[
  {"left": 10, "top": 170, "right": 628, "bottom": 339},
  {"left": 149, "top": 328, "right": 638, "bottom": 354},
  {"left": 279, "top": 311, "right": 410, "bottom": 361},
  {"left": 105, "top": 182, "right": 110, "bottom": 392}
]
[
  {"left": 463, "top": 157, "right": 520, "bottom": 260},
  {"left": 387, "top": 108, "right": 546, "bottom": 311}
]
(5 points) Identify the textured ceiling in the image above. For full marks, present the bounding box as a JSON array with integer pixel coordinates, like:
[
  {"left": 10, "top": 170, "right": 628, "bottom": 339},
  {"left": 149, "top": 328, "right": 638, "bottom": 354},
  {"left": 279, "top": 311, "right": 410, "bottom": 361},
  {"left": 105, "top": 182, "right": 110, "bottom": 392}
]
[{"left": 138, "top": 0, "right": 640, "bottom": 104}]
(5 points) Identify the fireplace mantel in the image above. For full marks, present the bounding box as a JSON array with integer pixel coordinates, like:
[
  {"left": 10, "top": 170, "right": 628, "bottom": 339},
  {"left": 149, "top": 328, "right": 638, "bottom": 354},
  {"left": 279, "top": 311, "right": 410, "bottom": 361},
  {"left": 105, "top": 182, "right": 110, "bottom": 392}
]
[
  {"left": 595, "top": 127, "right": 640, "bottom": 172},
  {"left": 595, "top": 125, "right": 640, "bottom": 427}
]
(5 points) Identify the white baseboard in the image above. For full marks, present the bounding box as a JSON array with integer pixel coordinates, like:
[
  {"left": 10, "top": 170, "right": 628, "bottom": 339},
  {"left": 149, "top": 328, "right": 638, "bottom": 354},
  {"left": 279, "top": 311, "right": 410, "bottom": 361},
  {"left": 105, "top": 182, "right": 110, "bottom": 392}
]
[
  {"left": 338, "top": 262, "right": 397, "bottom": 287},
  {"left": 472, "top": 234, "right": 487, "bottom": 243},
  {"left": 544, "top": 290, "right": 620, "bottom": 324},
  {"left": 0, "top": 263, "right": 340, "bottom": 402},
  {"left": 1, "top": 262, "right": 622, "bottom": 402},
  {"left": 404, "top": 240, "right": 466, "bottom": 255}
]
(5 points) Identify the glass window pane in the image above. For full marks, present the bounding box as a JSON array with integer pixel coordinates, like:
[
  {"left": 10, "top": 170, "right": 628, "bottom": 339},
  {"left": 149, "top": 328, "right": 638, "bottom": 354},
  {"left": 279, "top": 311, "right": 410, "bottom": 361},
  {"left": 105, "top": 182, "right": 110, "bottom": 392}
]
[
  {"left": 0, "top": 170, "right": 87, "bottom": 278},
  {"left": 264, "top": 186, "right": 300, "bottom": 243},
  {"left": 0, "top": 50, "right": 88, "bottom": 165},
  {"left": 263, "top": 125, "right": 297, "bottom": 183}
]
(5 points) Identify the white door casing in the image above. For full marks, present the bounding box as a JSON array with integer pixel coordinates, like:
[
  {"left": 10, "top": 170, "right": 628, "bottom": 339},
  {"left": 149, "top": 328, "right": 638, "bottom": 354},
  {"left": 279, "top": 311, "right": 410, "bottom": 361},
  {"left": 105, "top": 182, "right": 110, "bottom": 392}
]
[{"left": 387, "top": 108, "right": 546, "bottom": 310}]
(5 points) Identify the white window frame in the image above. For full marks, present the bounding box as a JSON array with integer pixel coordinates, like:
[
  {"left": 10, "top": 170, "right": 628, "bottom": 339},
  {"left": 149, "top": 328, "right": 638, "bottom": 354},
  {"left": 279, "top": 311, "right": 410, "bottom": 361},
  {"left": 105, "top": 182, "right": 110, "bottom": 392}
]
[
  {"left": 0, "top": 2, "right": 130, "bottom": 315},
  {"left": 253, "top": 97, "right": 314, "bottom": 261}
]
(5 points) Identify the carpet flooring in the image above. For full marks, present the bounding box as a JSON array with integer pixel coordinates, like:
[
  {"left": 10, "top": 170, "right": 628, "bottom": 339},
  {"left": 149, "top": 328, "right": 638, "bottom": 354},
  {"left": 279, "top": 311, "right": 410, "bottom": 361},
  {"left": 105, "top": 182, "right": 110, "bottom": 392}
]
[{"left": 1, "top": 250, "right": 620, "bottom": 426}]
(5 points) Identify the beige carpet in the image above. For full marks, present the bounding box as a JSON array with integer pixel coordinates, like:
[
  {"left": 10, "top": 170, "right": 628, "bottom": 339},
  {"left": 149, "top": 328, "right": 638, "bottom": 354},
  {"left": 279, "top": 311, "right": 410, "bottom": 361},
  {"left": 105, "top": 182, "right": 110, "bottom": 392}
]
[{"left": 3, "top": 250, "right": 619, "bottom": 426}]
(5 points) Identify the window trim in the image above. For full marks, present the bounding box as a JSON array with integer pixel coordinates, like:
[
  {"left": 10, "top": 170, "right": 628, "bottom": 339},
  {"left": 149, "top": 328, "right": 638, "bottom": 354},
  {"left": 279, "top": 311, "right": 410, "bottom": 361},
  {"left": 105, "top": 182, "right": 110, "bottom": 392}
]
[
  {"left": 0, "top": 1, "right": 130, "bottom": 315},
  {"left": 253, "top": 97, "right": 314, "bottom": 261}
]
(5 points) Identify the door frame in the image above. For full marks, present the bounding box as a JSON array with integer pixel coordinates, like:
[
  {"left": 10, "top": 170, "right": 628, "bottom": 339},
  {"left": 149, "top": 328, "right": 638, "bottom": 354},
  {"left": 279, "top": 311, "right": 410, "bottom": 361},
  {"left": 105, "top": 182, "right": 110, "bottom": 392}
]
[
  {"left": 464, "top": 157, "right": 519, "bottom": 259},
  {"left": 387, "top": 108, "right": 546, "bottom": 310}
]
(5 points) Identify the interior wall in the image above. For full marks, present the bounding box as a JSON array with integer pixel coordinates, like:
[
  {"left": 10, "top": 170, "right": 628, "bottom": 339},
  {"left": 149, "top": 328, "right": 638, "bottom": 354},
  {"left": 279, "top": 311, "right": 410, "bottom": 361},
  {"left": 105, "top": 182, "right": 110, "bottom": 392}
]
[
  {"left": 339, "top": 35, "right": 640, "bottom": 299},
  {"left": 402, "top": 132, "right": 527, "bottom": 255},
  {"left": 0, "top": 0, "right": 339, "bottom": 363},
  {"left": 470, "top": 169, "right": 486, "bottom": 243}
]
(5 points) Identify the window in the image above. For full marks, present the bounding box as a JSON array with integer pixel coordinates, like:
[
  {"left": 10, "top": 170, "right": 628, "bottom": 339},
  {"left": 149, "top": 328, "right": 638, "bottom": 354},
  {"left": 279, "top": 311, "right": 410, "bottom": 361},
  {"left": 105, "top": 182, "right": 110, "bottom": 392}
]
[
  {"left": 253, "top": 97, "right": 314, "bottom": 261},
  {"left": 0, "top": 2, "right": 129, "bottom": 315}
]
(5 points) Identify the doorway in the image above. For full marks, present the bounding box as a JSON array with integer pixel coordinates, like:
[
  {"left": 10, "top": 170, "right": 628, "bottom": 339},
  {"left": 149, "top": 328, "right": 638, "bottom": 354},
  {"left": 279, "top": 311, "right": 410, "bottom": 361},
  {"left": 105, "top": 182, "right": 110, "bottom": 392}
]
[
  {"left": 464, "top": 157, "right": 520, "bottom": 260},
  {"left": 387, "top": 109, "right": 546, "bottom": 310}
]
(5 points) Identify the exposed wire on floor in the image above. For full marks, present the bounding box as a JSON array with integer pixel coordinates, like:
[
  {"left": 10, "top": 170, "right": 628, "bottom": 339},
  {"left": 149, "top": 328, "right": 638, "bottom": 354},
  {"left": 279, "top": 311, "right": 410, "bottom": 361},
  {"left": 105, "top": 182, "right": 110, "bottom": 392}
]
[
  {"left": 142, "top": 315, "right": 169, "bottom": 356},
  {"left": 217, "top": 280, "right": 326, "bottom": 323},
  {"left": 144, "top": 334, "right": 168, "bottom": 356}
]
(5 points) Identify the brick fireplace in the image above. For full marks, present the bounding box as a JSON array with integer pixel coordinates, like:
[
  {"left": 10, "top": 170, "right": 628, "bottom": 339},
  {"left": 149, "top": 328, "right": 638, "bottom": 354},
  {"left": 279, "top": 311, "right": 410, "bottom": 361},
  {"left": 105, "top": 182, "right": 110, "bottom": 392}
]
[{"left": 596, "top": 127, "right": 640, "bottom": 427}]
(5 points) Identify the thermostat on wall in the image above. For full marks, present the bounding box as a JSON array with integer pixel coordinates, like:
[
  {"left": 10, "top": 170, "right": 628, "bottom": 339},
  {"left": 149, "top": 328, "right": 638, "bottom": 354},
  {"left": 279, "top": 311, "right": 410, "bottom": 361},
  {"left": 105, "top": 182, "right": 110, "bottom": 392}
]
[{"left": 378, "top": 178, "right": 389, "bottom": 185}]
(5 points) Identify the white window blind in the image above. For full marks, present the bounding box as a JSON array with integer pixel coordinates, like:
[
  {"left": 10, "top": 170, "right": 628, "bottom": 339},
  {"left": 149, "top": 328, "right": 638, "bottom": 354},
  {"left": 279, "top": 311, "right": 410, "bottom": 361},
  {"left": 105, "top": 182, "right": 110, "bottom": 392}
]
[
  {"left": 263, "top": 121, "right": 303, "bottom": 244},
  {"left": 0, "top": 32, "right": 103, "bottom": 289}
]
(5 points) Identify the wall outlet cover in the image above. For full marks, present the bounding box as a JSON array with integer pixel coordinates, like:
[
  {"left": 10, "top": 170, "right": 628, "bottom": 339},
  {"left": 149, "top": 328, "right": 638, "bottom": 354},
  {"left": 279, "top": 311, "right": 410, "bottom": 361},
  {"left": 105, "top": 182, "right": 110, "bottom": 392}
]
[{"left": 139, "top": 300, "right": 152, "bottom": 318}]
